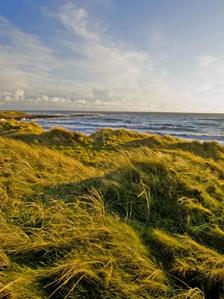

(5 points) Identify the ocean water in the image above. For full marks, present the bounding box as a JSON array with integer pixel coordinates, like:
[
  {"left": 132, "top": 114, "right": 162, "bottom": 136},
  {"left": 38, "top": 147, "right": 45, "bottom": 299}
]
[{"left": 26, "top": 111, "right": 224, "bottom": 143}]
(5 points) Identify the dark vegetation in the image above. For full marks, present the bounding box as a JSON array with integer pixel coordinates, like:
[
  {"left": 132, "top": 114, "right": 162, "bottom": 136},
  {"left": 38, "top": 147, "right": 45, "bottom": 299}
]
[{"left": 0, "top": 115, "right": 224, "bottom": 298}]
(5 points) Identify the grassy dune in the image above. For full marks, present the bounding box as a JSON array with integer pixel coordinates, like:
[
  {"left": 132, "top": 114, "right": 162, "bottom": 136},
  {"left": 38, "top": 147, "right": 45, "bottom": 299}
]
[
  {"left": 0, "top": 111, "right": 29, "bottom": 120},
  {"left": 0, "top": 119, "right": 224, "bottom": 298}
]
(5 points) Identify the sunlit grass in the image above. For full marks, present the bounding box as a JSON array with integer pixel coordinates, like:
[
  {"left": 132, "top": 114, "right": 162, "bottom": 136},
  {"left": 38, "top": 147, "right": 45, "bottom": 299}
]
[{"left": 1, "top": 119, "right": 224, "bottom": 298}]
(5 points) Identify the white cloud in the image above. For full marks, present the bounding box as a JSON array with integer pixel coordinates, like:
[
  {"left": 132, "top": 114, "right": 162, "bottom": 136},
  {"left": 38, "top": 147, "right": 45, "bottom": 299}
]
[
  {"left": 0, "top": 16, "right": 61, "bottom": 94},
  {"left": 1, "top": 2, "right": 224, "bottom": 112},
  {"left": 0, "top": 1, "right": 167, "bottom": 110},
  {"left": 15, "top": 89, "right": 25, "bottom": 100},
  {"left": 59, "top": 3, "right": 97, "bottom": 41},
  {"left": 197, "top": 55, "right": 219, "bottom": 68},
  {"left": 56, "top": 1, "right": 155, "bottom": 90},
  {"left": 194, "top": 55, "right": 224, "bottom": 98}
]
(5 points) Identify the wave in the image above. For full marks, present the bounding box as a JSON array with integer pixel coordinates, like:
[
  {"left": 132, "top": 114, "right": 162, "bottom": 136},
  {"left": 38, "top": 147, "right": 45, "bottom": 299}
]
[{"left": 28, "top": 112, "right": 224, "bottom": 143}]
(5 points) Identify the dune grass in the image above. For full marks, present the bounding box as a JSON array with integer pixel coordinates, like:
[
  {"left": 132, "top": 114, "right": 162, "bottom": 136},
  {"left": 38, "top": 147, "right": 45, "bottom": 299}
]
[
  {"left": 0, "top": 119, "right": 224, "bottom": 298},
  {"left": 0, "top": 111, "right": 29, "bottom": 120}
]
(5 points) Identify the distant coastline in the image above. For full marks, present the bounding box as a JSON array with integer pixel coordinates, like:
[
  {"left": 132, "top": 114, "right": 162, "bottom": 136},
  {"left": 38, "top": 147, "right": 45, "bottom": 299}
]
[
  {"left": 23, "top": 110, "right": 224, "bottom": 143},
  {"left": 0, "top": 110, "right": 99, "bottom": 120},
  {"left": 1, "top": 110, "right": 224, "bottom": 143}
]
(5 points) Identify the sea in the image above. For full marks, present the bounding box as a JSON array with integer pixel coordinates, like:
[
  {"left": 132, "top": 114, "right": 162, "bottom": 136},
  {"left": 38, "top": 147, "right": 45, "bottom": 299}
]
[{"left": 26, "top": 111, "right": 224, "bottom": 143}]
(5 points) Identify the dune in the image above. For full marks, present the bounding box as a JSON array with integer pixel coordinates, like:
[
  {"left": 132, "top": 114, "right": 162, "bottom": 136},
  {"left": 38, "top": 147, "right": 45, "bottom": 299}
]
[{"left": 0, "top": 117, "right": 224, "bottom": 298}]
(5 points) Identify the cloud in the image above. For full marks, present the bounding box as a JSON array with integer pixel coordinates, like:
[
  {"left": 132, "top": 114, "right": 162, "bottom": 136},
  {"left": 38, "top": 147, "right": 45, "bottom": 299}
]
[
  {"left": 59, "top": 3, "right": 98, "bottom": 41},
  {"left": 0, "top": 16, "right": 60, "bottom": 93},
  {"left": 56, "top": 1, "right": 155, "bottom": 89},
  {"left": 1, "top": 1, "right": 224, "bottom": 112},
  {"left": 194, "top": 55, "right": 224, "bottom": 98},
  {"left": 197, "top": 55, "right": 219, "bottom": 68},
  {"left": 0, "top": 89, "right": 73, "bottom": 108},
  {"left": 0, "top": 1, "right": 166, "bottom": 110},
  {"left": 0, "top": 89, "right": 25, "bottom": 104}
]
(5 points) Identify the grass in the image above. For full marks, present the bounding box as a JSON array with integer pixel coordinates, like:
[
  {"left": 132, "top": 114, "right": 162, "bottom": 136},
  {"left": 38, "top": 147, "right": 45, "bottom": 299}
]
[
  {"left": 0, "top": 110, "right": 29, "bottom": 120},
  {"left": 0, "top": 118, "right": 224, "bottom": 298}
]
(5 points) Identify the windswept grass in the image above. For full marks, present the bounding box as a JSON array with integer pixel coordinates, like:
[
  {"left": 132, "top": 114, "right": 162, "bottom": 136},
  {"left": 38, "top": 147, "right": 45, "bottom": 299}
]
[
  {"left": 1, "top": 120, "right": 224, "bottom": 298},
  {"left": 0, "top": 110, "right": 28, "bottom": 120}
]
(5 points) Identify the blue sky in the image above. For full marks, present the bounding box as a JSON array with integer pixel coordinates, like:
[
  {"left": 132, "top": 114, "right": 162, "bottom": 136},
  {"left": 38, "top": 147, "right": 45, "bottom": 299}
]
[{"left": 0, "top": 0, "right": 224, "bottom": 111}]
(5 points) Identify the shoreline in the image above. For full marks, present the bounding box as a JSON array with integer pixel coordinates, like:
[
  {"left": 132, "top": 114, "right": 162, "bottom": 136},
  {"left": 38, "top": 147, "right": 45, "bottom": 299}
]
[{"left": 1, "top": 110, "right": 224, "bottom": 144}]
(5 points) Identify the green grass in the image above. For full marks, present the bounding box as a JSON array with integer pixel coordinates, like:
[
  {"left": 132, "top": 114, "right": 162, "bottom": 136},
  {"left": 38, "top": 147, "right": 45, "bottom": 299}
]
[{"left": 0, "top": 119, "right": 224, "bottom": 298}]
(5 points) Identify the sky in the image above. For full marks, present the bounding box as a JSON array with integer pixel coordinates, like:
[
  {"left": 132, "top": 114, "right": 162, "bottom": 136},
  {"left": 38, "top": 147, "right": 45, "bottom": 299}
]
[{"left": 0, "top": 0, "right": 224, "bottom": 112}]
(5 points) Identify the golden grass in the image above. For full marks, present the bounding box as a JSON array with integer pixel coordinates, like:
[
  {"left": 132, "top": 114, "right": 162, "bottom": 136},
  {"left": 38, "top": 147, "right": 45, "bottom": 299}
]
[
  {"left": 0, "top": 110, "right": 28, "bottom": 119},
  {"left": 171, "top": 287, "right": 205, "bottom": 299},
  {"left": 0, "top": 119, "right": 224, "bottom": 298}
]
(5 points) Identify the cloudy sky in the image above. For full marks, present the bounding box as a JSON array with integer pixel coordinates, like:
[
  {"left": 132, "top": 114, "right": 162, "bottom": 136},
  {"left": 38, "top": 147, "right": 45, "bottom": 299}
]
[{"left": 0, "top": 0, "right": 224, "bottom": 112}]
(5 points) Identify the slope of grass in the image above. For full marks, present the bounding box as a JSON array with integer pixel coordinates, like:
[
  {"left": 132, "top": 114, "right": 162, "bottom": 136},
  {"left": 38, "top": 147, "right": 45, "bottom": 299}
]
[
  {"left": 0, "top": 111, "right": 29, "bottom": 120},
  {"left": 0, "top": 120, "right": 224, "bottom": 298}
]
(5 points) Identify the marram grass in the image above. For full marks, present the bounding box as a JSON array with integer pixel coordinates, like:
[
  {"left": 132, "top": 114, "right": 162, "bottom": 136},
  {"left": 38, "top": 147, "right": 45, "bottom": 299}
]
[{"left": 0, "top": 119, "right": 224, "bottom": 298}]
